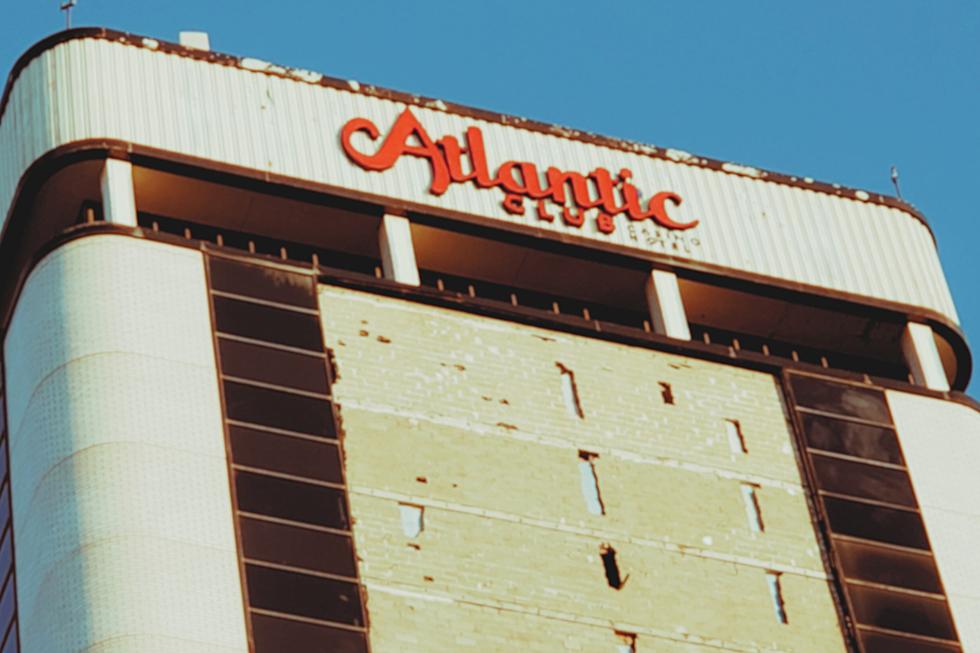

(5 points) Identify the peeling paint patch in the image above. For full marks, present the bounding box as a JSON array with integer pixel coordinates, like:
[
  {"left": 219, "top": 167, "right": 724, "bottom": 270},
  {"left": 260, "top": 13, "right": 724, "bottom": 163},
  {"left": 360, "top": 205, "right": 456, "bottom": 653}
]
[
  {"left": 291, "top": 68, "right": 324, "bottom": 84},
  {"left": 348, "top": 80, "right": 361, "bottom": 91},
  {"left": 141, "top": 38, "right": 159, "bottom": 50},
  {"left": 240, "top": 57, "right": 272, "bottom": 71},
  {"left": 426, "top": 99, "right": 448, "bottom": 111},
  {"left": 666, "top": 149, "right": 697, "bottom": 163},
  {"left": 721, "top": 162, "right": 764, "bottom": 178},
  {"left": 855, "top": 190, "right": 870, "bottom": 201},
  {"left": 549, "top": 126, "right": 577, "bottom": 138}
]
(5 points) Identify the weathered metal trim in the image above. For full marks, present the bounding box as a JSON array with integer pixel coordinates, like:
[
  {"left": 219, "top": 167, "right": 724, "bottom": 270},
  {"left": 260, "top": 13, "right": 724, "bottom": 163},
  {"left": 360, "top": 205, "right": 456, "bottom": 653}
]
[
  {"left": 8, "top": 216, "right": 977, "bottom": 405},
  {"left": 0, "top": 139, "right": 971, "bottom": 390}
]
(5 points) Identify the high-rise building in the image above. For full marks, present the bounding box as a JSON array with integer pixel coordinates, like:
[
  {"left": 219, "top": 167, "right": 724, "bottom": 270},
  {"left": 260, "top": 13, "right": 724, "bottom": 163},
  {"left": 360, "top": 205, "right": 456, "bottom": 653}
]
[{"left": 0, "top": 27, "right": 977, "bottom": 653}]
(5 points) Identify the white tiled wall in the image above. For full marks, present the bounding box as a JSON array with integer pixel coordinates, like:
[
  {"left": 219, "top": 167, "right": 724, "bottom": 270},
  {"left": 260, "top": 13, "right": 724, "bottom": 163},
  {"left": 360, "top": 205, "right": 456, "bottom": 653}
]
[
  {"left": 3, "top": 236, "right": 248, "bottom": 653},
  {"left": 888, "top": 390, "right": 980, "bottom": 652}
]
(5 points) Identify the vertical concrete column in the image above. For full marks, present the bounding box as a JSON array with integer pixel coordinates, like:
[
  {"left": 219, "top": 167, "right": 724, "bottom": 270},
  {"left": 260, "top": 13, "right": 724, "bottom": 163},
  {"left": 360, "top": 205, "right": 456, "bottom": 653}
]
[
  {"left": 902, "top": 322, "right": 950, "bottom": 392},
  {"left": 378, "top": 213, "right": 421, "bottom": 286},
  {"left": 100, "top": 158, "right": 138, "bottom": 227},
  {"left": 644, "top": 268, "right": 691, "bottom": 340}
]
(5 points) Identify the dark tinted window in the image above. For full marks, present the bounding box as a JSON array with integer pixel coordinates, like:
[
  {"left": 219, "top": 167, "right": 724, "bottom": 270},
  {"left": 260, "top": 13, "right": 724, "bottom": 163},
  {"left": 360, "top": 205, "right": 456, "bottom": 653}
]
[
  {"left": 224, "top": 381, "right": 335, "bottom": 438},
  {"left": 0, "top": 532, "right": 11, "bottom": 584},
  {"left": 0, "top": 623, "right": 15, "bottom": 653},
  {"left": 251, "top": 612, "right": 367, "bottom": 653},
  {"left": 836, "top": 539, "right": 943, "bottom": 594},
  {"left": 209, "top": 258, "right": 317, "bottom": 308},
  {"left": 859, "top": 629, "right": 961, "bottom": 653},
  {"left": 848, "top": 582, "right": 957, "bottom": 640},
  {"left": 0, "top": 578, "right": 14, "bottom": 641},
  {"left": 801, "top": 414, "right": 904, "bottom": 465},
  {"left": 230, "top": 427, "right": 343, "bottom": 482},
  {"left": 824, "top": 496, "right": 929, "bottom": 549},
  {"left": 219, "top": 338, "right": 330, "bottom": 394},
  {"left": 0, "top": 487, "right": 9, "bottom": 531},
  {"left": 789, "top": 375, "right": 891, "bottom": 423},
  {"left": 213, "top": 297, "right": 322, "bottom": 351},
  {"left": 235, "top": 471, "right": 348, "bottom": 529},
  {"left": 246, "top": 564, "right": 364, "bottom": 626},
  {"left": 812, "top": 454, "right": 917, "bottom": 507},
  {"left": 241, "top": 517, "right": 357, "bottom": 578}
]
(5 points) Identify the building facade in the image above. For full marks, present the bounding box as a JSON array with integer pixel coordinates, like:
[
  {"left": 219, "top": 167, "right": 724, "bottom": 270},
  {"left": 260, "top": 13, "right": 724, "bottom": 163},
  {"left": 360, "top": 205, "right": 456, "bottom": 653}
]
[{"left": 0, "top": 28, "right": 978, "bottom": 653}]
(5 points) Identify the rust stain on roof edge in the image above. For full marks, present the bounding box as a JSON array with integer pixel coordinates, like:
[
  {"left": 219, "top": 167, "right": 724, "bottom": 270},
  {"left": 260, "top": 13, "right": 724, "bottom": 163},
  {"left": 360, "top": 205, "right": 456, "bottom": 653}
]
[{"left": 0, "top": 28, "right": 933, "bottom": 236}]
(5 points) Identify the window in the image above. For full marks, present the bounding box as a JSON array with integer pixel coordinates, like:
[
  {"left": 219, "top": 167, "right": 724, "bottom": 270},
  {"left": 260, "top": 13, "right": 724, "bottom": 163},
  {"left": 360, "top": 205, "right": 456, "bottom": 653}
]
[
  {"left": 223, "top": 381, "right": 336, "bottom": 438},
  {"left": 235, "top": 471, "right": 349, "bottom": 530},
  {"left": 245, "top": 564, "right": 364, "bottom": 626},
  {"left": 209, "top": 255, "right": 366, "bottom": 652},
  {"left": 240, "top": 517, "right": 357, "bottom": 578},
  {"left": 250, "top": 613, "right": 368, "bottom": 653}
]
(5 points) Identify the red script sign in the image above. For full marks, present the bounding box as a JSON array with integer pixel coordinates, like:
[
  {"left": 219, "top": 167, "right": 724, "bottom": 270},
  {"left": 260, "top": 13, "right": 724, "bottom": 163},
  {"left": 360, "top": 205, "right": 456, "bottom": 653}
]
[{"left": 340, "top": 109, "right": 698, "bottom": 234}]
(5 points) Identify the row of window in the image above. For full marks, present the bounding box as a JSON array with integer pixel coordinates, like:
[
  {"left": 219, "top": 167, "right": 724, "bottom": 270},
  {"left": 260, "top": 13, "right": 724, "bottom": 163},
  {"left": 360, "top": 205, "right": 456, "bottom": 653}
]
[
  {"left": 208, "top": 256, "right": 369, "bottom": 653},
  {"left": 0, "top": 372, "right": 18, "bottom": 653},
  {"left": 787, "top": 372, "right": 961, "bottom": 653}
]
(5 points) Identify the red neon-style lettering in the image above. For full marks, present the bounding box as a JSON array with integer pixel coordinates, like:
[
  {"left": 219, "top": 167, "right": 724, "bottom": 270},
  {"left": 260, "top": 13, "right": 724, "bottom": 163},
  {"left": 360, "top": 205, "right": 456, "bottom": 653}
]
[{"left": 339, "top": 109, "right": 698, "bottom": 231}]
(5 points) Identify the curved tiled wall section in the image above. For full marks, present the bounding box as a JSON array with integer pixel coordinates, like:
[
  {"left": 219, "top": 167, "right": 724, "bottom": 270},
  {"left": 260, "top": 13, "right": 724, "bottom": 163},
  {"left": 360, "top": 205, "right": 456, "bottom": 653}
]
[{"left": 2, "top": 236, "right": 248, "bottom": 653}]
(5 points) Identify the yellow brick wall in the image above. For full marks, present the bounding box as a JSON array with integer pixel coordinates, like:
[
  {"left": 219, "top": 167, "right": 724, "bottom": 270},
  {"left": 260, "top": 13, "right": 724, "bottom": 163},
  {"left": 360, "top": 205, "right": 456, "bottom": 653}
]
[{"left": 319, "top": 285, "right": 849, "bottom": 653}]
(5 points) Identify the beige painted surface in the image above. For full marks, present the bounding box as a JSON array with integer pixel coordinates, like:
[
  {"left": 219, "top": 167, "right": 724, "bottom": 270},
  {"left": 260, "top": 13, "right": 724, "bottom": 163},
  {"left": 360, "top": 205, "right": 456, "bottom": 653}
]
[{"left": 320, "top": 284, "right": 849, "bottom": 653}]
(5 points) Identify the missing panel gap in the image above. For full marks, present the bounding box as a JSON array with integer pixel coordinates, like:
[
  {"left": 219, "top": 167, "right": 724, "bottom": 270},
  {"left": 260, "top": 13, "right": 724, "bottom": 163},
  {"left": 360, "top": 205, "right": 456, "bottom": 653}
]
[
  {"left": 766, "top": 571, "right": 788, "bottom": 624},
  {"left": 578, "top": 451, "right": 605, "bottom": 516},
  {"left": 725, "top": 419, "right": 747, "bottom": 454},
  {"left": 614, "top": 631, "right": 637, "bottom": 653},
  {"left": 557, "top": 363, "right": 584, "bottom": 419},
  {"left": 741, "top": 483, "right": 765, "bottom": 533},
  {"left": 600, "top": 543, "right": 627, "bottom": 590},
  {"left": 398, "top": 503, "right": 424, "bottom": 538}
]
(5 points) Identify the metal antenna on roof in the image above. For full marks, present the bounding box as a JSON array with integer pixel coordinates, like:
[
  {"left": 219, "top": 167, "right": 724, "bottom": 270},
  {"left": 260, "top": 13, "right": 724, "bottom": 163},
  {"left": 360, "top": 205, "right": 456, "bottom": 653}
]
[
  {"left": 890, "top": 165, "right": 903, "bottom": 199},
  {"left": 60, "top": 0, "right": 77, "bottom": 30}
]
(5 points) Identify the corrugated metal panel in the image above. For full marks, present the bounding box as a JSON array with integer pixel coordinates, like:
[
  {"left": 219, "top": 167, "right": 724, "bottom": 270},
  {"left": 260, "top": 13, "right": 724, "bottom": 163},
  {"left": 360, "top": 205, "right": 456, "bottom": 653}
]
[{"left": 0, "top": 37, "right": 960, "bottom": 323}]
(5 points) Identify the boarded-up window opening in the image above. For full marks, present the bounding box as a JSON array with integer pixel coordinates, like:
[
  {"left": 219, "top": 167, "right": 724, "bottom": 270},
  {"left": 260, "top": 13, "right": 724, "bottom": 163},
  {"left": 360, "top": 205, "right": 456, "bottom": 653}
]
[
  {"left": 398, "top": 503, "right": 424, "bottom": 538},
  {"left": 741, "top": 483, "right": 765, "bottom": 533},
  {"left": 578, "top": 451, "right": 605, "bottom": 516},
  {"left": 726, "top": 419, "right": 747, "bottom": 454},
  {"left": 557, "top": 363, "right": 584, "bottom": 419},
  {"left": 658, "top": 382, "right": 674, "bottom": 405},
  {"left": 766, "top": 571, "right": 788, "bottom": 624},
  {"left": 600, "top": 544, "right": 627, "bottom": 589}
]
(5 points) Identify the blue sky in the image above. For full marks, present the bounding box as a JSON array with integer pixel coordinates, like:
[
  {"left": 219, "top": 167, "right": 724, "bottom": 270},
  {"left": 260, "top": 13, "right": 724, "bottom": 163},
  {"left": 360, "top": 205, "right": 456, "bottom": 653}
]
[{"left": 2, "top": 1, "right": 978, "bottom": 393}]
